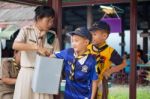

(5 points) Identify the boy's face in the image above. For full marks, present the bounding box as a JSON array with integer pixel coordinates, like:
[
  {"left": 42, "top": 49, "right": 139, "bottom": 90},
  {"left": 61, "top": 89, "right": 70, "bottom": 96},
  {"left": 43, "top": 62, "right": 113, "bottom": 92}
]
[
  {"left": 91, "top": 30, "right": 108, "bottom": 46},
  {"left": 71, "top": 35, "right": 89, "bottom": 52}
]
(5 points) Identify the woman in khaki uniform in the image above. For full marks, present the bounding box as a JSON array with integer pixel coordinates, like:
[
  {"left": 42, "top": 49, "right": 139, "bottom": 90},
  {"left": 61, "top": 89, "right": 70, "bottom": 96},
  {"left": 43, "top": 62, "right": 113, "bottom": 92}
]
[
  {"left": 12, "top": 6, "right": 60, "bottom": 99},
  {"left": 0, "top": 51, "right": 20, "bottom": 99}
]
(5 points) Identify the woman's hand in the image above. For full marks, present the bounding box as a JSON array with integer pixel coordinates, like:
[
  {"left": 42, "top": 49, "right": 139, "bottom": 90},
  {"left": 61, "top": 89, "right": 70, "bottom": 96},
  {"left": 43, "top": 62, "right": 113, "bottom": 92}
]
[{"left": 37, "top": 47, "right": 50, "bottom": 56}]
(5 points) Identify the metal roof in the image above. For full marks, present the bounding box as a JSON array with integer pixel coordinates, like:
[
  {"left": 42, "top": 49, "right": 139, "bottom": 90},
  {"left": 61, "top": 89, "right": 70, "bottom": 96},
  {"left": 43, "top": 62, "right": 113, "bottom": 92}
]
[
  {"left": 0, "top": 7, "right": 35, "bottom": 22},
  {"left": 0, "top": 1, "right": 35, "bottom": 27},
  {"left": 0, "top": 1, "right": 29, "bottom": 9}
]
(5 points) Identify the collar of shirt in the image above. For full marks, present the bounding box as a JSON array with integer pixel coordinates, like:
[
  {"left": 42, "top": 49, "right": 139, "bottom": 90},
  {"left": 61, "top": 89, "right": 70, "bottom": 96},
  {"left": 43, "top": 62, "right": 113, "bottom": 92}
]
[
  {"left": 33, "top": 24, "right": 41, "bottom": 36},
  {"left": 92, "top": 42, "right": 107, "bottom": 52},
  {"left": 73, "top": 51, "right": 89, "bottom": 65},
  {"left": 32, "top": 24, "right": 47, "bottom": 47}
]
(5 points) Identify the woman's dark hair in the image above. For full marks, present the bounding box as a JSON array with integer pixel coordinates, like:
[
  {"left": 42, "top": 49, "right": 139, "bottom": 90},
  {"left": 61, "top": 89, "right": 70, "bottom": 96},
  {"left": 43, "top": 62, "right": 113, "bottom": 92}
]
[{"left": 34, "top": 5, "right": 55, "bottom": 21}]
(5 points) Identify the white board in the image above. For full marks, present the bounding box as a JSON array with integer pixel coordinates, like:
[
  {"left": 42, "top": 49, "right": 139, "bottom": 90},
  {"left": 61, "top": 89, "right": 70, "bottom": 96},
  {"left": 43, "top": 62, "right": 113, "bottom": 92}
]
[{"left": 32, "top": 55, "right": 64, "bottom": 94}]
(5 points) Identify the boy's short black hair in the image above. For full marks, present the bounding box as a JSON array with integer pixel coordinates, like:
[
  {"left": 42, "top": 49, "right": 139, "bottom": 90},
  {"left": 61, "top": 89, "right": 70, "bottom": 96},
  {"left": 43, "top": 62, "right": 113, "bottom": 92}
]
[
  {"left": 89, "top": 21, "right": 110, "bottom": 35},
  {"left": 34, "top": 5, "right": 55, "bottom": 21}
]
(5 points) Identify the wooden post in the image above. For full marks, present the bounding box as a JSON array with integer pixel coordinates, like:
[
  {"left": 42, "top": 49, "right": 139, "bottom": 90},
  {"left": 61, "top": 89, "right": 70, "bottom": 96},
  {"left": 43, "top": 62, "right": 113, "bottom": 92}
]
[
  {"left": 52, "top": 0, "right": 62, "bottom": 49},
  {"left": 47, "top": 0, "right": 52, "bottom": 6},
  {"left": 120, "top": 14, "right": 125, "bottom": 56},
  {"left": 87, "top": 6, "right": 93, "bottom": 29},
  {"left": 51, "top": 0, "right": 62, "bottom": 99},
  {"left": 130, "top": 0, "right": 137, "bottom": 99},
  {"left": 143, "top": 30, "right": 148, "bottom": 62},
  {"left": 102, "top": 78, "right": 108, "bottom": 99}
]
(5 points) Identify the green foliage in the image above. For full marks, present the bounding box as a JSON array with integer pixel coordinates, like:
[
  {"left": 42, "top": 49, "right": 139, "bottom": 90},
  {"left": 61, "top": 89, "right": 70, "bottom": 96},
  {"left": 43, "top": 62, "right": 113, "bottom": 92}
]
[{"left": 108, "top": 85, "right": 150, "bottom": 99}]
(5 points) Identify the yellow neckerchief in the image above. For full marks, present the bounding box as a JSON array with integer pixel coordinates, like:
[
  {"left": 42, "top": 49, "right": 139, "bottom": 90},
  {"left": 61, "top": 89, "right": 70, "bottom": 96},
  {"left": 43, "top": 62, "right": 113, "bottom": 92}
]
[
  {"left": 91, "top": 43, "right": 108, "bottom": 74},
  {"left": 10, "top": 58, "right": 20, "bottom": 78},
  {"left": 92, "top": 42, "right": 107, "bottom": 52},
  {"left": 88, "top": 42, "right": 114, "bottom": 81},
  {"left": 69, "top": 50, "right": 90, "bottom": 80}
]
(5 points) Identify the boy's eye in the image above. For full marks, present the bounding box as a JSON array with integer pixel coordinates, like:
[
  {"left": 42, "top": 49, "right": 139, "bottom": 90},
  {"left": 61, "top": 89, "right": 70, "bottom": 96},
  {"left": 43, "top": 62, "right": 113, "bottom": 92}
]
[
  {"left": 74, "top": 38, "right": 79, "bottom": 41},
  {"left": 72, "top": 39, "right": 78, "bottom": 42},
  {"left": 93, "top": 33, "right": 96, "bottom": 36}
]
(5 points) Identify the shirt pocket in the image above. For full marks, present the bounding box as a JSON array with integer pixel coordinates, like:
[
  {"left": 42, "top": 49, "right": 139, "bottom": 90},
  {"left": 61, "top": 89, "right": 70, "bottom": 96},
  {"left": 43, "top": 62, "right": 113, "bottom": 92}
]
[{"left": 28, "top": 37, "right": 37, "bottom": 45}]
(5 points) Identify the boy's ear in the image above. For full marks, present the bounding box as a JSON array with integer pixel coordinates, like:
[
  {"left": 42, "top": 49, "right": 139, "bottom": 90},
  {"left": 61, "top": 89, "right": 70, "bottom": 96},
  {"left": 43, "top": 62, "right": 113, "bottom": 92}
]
[
  {"left": 85, "top": 39, "right": 90, "bottom": 45},
  {"left": 103, "top": 33, "right": 108, "bottom": 39}
]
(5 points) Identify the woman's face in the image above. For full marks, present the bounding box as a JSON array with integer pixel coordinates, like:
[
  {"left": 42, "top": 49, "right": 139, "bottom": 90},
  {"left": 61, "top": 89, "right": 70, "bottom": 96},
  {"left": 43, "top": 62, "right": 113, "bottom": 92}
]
[
  {"left": 37, "top": 17, "right": 54, "bottom": 31},
  {"left": 71, "top": 35, "right": 89, "bottom": 52}
]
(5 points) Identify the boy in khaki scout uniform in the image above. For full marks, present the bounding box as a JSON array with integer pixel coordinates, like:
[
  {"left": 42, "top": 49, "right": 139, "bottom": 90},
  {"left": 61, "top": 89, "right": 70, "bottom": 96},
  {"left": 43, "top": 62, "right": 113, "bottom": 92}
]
[
  {"left": 0, "top": 50, "right": 20, "bottom": 99},
  {"left": 87, "top": 21, "right": 126, "bottom": 99}
]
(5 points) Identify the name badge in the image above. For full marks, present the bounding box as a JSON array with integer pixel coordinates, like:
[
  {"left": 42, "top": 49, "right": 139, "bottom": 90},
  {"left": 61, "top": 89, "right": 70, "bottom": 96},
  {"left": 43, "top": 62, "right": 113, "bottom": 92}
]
[{"left": 81, "top": 65, "right": 88, "bottom": 73}]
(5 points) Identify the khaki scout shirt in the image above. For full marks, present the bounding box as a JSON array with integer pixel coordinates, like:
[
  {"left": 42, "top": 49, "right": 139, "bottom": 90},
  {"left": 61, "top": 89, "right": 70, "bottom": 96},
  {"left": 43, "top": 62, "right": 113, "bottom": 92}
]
[
  {"left": 1, "top": 58, "right": 20, "bottom": 89},
  {"left": 14, "top": 24, "right": 60, "bottom": 67}
]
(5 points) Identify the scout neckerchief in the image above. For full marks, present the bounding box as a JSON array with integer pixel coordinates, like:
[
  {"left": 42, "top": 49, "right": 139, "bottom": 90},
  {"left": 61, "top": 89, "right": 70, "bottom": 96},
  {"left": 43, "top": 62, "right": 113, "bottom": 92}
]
[
  {"left": 92, "top": 43, "right": 108, "bottom": 74},
  {"left": 10, "top": 58, "right": 20, "bottom": 78},
  {"left": 69, "top": 50, "right": 90, "bottom": 80}
]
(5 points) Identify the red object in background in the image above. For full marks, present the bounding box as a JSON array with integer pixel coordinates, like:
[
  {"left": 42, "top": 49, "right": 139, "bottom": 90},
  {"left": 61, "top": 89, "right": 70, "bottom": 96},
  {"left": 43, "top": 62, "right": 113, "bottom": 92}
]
[{"left": 0, "top": 24, "right": 7, "bottom": 29}]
